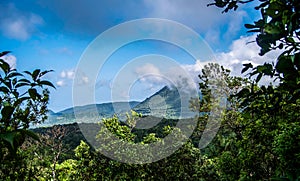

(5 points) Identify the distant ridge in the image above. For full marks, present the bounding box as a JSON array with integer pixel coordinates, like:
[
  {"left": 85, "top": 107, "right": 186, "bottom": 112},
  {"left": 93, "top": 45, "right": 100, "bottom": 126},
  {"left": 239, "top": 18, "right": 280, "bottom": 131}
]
[
  {"left": 37, "top": 86, "right": 197, "bottom": 127},
  {"left": 39, "top": 101, "right": 140, "bottom": 127},
  {"left": 59, "top": 101, "right": 140, "bottom": 117}
]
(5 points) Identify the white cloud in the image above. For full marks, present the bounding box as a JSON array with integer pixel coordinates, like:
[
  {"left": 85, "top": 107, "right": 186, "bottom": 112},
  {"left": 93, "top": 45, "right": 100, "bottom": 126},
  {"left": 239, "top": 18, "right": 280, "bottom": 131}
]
[
  {"left": 135, "top": 63, "right": 165, "bottom": 85},
  {"left": 57, "top": 69, "right": 89, "bottom": 87},
  {"left": 60, "top": 70, "right": 75, "bottom": 79},
  {"left": 60, "top": 71, "right": 66, "bottom": 78},
  {"left": 181, "top": 60, "right": 204, "bottom": 77},
  {"left": 214, "top": 35, "right": 281, "bottom": 78},
  {"left": 2, "top": 54, "right": 17, "bottom": 69},
  {"left": 0, "top": 4, "right": 44, "bottom": 40},
  {"left": 68, "top": 71, "right": 75, "bottom": 79},
  {"left": 133, "top": 35, "right": 282, "bottom": 90},
  {"left": 56, "top": 80, "right": 66, "bottom": 87},
  {"left": 135, "top": 62, "right": 199, "bottom": 92}
]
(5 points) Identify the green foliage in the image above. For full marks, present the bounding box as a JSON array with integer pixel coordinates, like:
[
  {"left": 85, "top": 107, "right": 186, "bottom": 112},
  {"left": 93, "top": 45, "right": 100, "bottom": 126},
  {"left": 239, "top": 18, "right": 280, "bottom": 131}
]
[
  {"left": 210, "top": 0, "right": 300, "bottom": 102},
  {"left": 229, "top": 88, "right": 300, "bottom": 179},
  {"left": 0, "top": 52, "right": 55, "bottom": 152},
  {"left": 98, "top": 115, "right": 136, "bottom": 142},
  {"left": 66, "top": 112, "right": 202, "bottom": 180},
  {"left": 193, "top": 62, "right": 300, "bottom": 180},
  {"left": 125, "top": 110, "right": 143, "bottom": 130},
  {"left": 0, "top": 51, "right": 55, "bottom": 180},
  {"left": 205, "top": 2, "right": 300, "bottom": 179}
]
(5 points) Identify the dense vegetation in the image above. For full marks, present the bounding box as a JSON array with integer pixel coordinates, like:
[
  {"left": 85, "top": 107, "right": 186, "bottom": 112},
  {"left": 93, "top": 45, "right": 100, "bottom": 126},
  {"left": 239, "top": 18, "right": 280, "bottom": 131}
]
[
  {"left": 1, "top": 61, "right": 299, "bottom": 180},
  {"left": 1, "top": 0, "right": 300, "bottom": 180}
]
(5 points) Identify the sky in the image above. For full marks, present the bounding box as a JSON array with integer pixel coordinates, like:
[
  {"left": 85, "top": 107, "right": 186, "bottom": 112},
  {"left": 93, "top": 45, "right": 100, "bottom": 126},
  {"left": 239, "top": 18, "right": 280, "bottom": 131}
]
[{"left": 0, "top": 0, "right": 280, "bottom": 112}]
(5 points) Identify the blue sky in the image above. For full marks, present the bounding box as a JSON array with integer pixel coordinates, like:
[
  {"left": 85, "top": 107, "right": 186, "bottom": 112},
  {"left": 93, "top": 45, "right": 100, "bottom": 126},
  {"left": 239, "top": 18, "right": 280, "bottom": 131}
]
[{"left": 1, "top": 0, "right": 278, "bottom": 112}]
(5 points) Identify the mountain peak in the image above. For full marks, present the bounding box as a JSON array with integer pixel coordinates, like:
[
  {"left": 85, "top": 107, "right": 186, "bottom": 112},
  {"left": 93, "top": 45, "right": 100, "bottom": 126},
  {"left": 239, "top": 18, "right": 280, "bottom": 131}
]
[{"left": 133, "top": 86, "right": 181, "bottom": 119}]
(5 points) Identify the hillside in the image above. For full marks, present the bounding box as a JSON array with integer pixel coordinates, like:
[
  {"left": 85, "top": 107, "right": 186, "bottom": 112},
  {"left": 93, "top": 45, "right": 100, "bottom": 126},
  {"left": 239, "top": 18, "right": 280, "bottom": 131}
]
[
  {"left": 39, "top": 101, "right": 140, "bottom": 127},
  {"left": 133, "top": 86, "right": 181, "bottom": 118},
  {"left": 37, "top": 86, "right": 197, "bottom": 127}
]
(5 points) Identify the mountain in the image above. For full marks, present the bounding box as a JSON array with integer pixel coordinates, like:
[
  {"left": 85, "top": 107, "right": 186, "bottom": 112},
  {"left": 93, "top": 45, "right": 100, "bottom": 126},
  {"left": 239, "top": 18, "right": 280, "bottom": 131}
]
[
  {"left": 36, "top": 86, "right": 197, "bottom": 127},
  {"left": 59, "top": 101, "right": 140, "bottom": 118},
  {"left": 133, "top": 86, "right": 197, "bottom": 119},
  {"left": 38, "top": 101, "right": 140, "bottom": 127}
]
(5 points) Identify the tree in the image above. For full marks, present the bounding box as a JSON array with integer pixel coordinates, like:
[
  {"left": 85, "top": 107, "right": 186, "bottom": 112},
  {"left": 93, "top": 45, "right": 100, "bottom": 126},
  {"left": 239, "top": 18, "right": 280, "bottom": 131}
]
[
  {"left": 190, "top": 63, "right": 251, "bottom": 180},
  {"left": 209, "top": 0, "right": 300, "bottom": 101},
  {"left": 0, "top": 51, "right": 55, "bottom": 180},
  {"left": 44, "top": 125, "right": 70, "bottom": 181},
  {"left": 207, "top": 1, "right": 300, "bottom": 179}
]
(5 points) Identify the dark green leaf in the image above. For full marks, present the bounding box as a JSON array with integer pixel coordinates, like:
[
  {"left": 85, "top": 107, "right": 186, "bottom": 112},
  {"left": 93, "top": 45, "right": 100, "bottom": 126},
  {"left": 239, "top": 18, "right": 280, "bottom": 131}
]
[
  {"left": 244, "top": 24, "right": 256, "bottom": 29},
  {"left": 32, "top": 69, "right": 41, "bottom": 81},
  {"left": 7, "top": 72, "right": 23, "bottom": 78},
  {"left": 1, "top": 106, "right": 15, "bottom": 121},
  {"left": 40, "top": 70, "right": 54, "bottom": 77},
  {"left": 255, "top": 19, "right": 265, "bottom": 27},
  {"left": 39, "top": 80, "right": 56, "bottom": 89},
  {"left": 264, "top": 25, "right": 281, "bottom": 34},
  {"left": 275, "top": 55, "right": 294, "bottom": 73},
  {"left": 236, "top": 88, "right": 250, "bottom": 98},
  {"left": 0, "top": 60, "right": 11, "bottom": 74},
  {"left": 28, "top": 88, "right": 38, "bottom": 100},
  {"left": 256, "top": 73, "right": 263, "bottom": 82},
  {"left": 249, "top": 70, "right": 258, "bottom": 77},
  {"left": 30, "top": 82, "right": 38, "bottom": 87},
  {"left": 0, "top": 86, "right": 10, "bottom": 94},
  {"left": 23, "top": 71, "right": 32, "bottom": 76},
  {"left": 256, "top": 63, "right": 274, "bottom": 75},
  {"left": 242, "top": 63, "right": 253, "bottom": 74},
  {"left": 18, "top": 78, "right": 31, "bottom": 84},
  {"left": 247, "top": 29, "right": 261, "bottom": 33}
]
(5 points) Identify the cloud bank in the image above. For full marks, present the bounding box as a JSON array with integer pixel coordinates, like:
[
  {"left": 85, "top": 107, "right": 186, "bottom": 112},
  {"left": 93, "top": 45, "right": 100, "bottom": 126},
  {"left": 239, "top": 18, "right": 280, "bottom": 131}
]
[
  {"left": 134, "top": 35, "right": 281, "bottom": 89},
  {"left": 56, "top": 69, "right": 89, "bottom": 87}
]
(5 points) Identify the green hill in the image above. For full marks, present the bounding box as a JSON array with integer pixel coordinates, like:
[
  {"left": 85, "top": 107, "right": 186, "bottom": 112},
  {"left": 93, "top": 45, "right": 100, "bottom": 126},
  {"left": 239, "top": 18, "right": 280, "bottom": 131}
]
[{"left": 37, "top": 86, "right": 197, "bottom": 127}]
